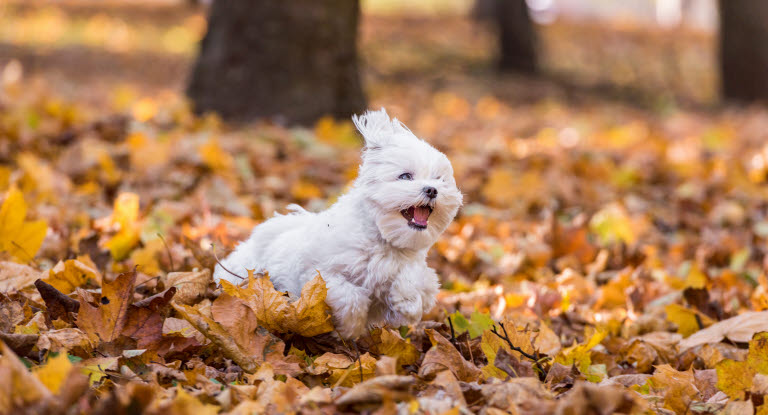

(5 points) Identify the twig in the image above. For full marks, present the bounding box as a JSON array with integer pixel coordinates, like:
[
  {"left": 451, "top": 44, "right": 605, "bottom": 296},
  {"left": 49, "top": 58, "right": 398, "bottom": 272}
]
[
  {"left": 157, "top": 233, "right": 175, "bottom": 272},
  {"left": 352, "top": 340, "right": 364, "bottom": 384},
  {"left": 210, "top": 243, "right": 244, "bottom": 280},
  {"left": 447, "top": 316, "right": 456, "bottom": 341},
  {"left": 491, "top": 322, "right": 547, "bottom": 379},
  {"left": 135, "top": 275, "right": 160, "bottom": 289}
]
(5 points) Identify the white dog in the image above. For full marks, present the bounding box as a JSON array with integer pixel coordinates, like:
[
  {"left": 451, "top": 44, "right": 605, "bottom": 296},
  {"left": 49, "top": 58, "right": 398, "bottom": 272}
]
[{"left": 214, "top": 109, "right": 462, "bottom": 338}]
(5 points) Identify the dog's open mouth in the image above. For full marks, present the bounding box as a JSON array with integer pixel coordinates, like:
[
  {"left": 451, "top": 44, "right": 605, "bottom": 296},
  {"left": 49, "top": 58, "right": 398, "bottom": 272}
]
[{"left": 401, "top": 205, "right": 432, "bottom": 230}]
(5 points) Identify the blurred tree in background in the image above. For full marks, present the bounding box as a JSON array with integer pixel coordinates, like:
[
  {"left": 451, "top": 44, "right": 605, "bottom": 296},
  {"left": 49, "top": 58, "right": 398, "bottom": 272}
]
[
  {"left": 718, "top": 0, "right": 768, "bottom": 103},
  {"left": 187, "top": 0, "right": 366, "bottom": 125}
]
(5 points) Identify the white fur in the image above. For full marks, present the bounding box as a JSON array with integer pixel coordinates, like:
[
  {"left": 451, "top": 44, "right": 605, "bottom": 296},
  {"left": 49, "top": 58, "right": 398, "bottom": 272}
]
[{"left": 214, "top": 108, "right": 462, "bottom": 338}]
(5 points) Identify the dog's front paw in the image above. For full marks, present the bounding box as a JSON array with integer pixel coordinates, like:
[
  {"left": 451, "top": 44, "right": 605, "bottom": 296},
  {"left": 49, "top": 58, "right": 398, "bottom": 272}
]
[{"left": 388, "top": 295, "right": 423, "bottom": 326}]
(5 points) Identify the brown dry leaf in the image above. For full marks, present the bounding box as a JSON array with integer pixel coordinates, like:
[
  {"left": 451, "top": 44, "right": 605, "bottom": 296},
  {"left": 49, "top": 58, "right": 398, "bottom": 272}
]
[
  {"left": 36, "top": 328, "right": 92, "bottom": 353},
  {"left": 679, "top": 311, "right": 768, "bottom": 350},
  {"left": 121, "top": 287, "right": 176, "bottom": 349},
  {"left": 0, "top": 294, "right": 24, "bottom": 333},
  {"left": 310, "top": 352, "right": 353, "bottom": 375},
  {"left": 45, "top": 258, "right": 100, "bottom": 294},
  {"left": 166, "top": 269, "right": 211, "bottom": 305},
  {"left": 420, "top": 328, "right": 481, "bottom": 382},
  {"left": 0, "top": 261, "right": 41, "bottom": 292},
  {"left": 335, "top": 375, "right": 414, "bottom": 407},
  {"left": 210, "top": 292, "right": 302, "bottom": 376},
  {"left": 221, "top": 271, "right": 334, "bottom": 337},
  {"left": 171, "top": 301, "right": 258, "bottom": 373},
  {"left": 76, "top": 270, "right": 136, "bottom": 343},
  {"left": 482, "top": 377, "right": 555, "bottom": 414},
  {"left": 555, "top": 382, "right": 642, "bottom": 414},
  {"left": 35, "top": 278, "right": 80, "bottom": 321}
]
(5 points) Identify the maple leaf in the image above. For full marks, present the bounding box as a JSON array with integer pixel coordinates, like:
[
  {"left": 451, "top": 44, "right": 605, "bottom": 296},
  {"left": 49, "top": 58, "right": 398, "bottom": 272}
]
[
  {"left": 76, "top": 270, "right": 136, "bottom": 343},
  {"left": 121, "top": 287, "right": 177, "bottom": 349},
  {"left": 0, "top": 187, "right": 47, "bottom": 262},
  {"left": 221, "top": 271, "right": 334, "bottom": 337},
  {"left": 716, "top": 332, "right": 768, "bottom": 399}
]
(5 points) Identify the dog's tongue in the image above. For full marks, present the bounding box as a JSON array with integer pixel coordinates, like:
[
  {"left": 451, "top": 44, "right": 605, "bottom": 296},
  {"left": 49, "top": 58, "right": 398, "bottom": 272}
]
[{"left": 413, "top": 206, "right": 430, "bottom": 227}]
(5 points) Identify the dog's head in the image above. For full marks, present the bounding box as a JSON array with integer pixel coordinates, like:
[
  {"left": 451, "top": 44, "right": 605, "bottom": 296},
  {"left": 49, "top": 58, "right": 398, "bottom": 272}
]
[{"left": 352, "top": 108, "right": 462, "bottom": 250}]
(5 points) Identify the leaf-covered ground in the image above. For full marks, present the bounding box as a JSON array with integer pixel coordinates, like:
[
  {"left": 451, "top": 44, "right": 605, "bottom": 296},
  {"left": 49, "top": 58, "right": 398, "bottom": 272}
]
[{"left": 3, "top": 2, "right": 768, "bottom": 414}]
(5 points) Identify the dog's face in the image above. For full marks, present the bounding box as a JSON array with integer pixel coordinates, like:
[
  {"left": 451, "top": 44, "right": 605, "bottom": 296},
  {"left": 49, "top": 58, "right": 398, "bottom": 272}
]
[{"left": 352, "top": 109, "right": 462, "bottom": 250}]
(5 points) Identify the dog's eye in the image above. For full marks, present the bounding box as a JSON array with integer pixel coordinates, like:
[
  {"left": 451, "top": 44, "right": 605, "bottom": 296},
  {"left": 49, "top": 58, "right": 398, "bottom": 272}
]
[{"left": 398, "top": 173, "right": 413, "bottom": 180}]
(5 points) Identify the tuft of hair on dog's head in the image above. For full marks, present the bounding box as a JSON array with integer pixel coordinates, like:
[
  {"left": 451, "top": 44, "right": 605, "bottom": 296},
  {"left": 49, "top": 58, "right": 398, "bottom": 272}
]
[
  {"left": 352, "top": 108, "right": 418, "bottom": 151},
  {"left": 350, "top": 108, "right": 463, "bottom": 251}
]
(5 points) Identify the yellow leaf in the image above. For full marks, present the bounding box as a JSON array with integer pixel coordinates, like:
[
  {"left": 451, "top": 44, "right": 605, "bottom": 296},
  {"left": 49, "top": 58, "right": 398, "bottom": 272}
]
[
  {"left": 327, "top": 352, "right": 377, "bottom": 387},
  {"left": 199, "top": 139, "right": 234, "bottom": 172},
  {"left": 374, "top": 328, "right": 420, "bottom": 366},
  {"left": 105, "top": 193, "right": 140, "bottom": 260},
  {"left": 595, "top": 269, "right": 632, "bottom": 309},
  {"left": 169, "top": 387, "right": 219, "bottom": 415},
  {"left": 45, "top": 259, "right": 100, "bottom": 294},
  {"left": 665, "top": 304, "right": 714, "bottom": 337},
  {"left": 33, "top": 353, "right": 72, "bottom": 394},
  {"left": 555, "top": 327, "right": 607, "bottom": 373},
  {"left": 0, "top": 187, "right": 48, "bottom": 262},
  {"left": 314, "top": 116, "right": 360, "bottom": 148},
  {"left": 130, "top": 238, "right": 164, "bottom": 275},
  {"left": 291, "top": 180, "right": 323, "bottom": 200},
  {"left": 221, "top": 271, "right": 334, "bottom": 337},
  {"left": 685, "top": 263, "right": 709, "bottom": 289},
  {"left": 716, "top": 359, "right": 753, "bottom": 400},
  {"left": 589, "top": 203, "right": 636, "bottom": 245}
]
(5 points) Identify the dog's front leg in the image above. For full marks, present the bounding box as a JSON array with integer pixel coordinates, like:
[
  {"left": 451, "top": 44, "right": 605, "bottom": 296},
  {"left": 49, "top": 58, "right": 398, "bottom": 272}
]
[
  {"left": 325, "top": 277, "right": 372, "bottom": 339},
  {"left": 386, "top": 266, "right": 439, "bottom": 327}
]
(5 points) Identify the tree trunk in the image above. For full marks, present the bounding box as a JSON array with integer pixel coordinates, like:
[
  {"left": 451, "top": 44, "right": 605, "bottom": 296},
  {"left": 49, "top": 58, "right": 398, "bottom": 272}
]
[
  {"left": 496, "top": 0, "right": 537, "bottom": 74},
  {"left": 719, "top": 0, "right": 768, "bottom": 102},
  {"left": 187, "top": 0, "right": 366, "bottom": 125}
]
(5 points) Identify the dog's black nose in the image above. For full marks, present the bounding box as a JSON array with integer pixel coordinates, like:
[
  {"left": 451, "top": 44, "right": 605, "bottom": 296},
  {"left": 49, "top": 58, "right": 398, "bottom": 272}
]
[{"left": 423, "top": 186, "right": 438, "bottom": 199}]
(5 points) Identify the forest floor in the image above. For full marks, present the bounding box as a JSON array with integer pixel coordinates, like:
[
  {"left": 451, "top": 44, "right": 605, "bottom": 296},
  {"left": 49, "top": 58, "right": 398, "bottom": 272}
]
[{"left": 2, "top": 1, "right": 768, "bottom": 414}]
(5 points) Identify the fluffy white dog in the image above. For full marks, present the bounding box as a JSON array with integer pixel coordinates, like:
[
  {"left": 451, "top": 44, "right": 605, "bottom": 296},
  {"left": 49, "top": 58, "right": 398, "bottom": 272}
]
[{"left": 214, "top": 109, "right": 462, "bottom": 338}]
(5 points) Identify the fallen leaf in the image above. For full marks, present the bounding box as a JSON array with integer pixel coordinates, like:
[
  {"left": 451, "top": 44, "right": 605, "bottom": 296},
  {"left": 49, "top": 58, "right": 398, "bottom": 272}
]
[
  {"left": 45, "top": 259, "right": 100, "bottom": 294},
  {"left": 665, "top": 304, "right": 714, "bottom": 337},
  {"left": 76, "top": 270, "right": 136, "bottom": 343},
  {"left": 33, "top": 352, "right": 73, "bottom": 394},
  {"left": 221, "top": 271, "right": 334, "bottom": 337},
  {"left": 679, "top": 311, "right": 768, "bottom": 350},
  {"left": 420, "top": 328, "right": 481, "bottom": 382},
  {"left": 35, "top": 279, "right": 79, "bottom": 321},
  {"left": 372, "top": 328, "right": 420, "bottom": 366},
  {"left": 0, "top": 261, "right": 41, "bottom": 292},
  {"left": 166, "top": 269, "right": 211, "bottom": 305},
  {"left": 0, "top": 187, "right": 47, "bottom": 262}
]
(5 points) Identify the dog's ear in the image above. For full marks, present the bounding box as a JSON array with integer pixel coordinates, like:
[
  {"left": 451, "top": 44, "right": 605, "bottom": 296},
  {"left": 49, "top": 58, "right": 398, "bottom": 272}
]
[{"left": 352, "top": 108, "right": 414, "bottom": 150}]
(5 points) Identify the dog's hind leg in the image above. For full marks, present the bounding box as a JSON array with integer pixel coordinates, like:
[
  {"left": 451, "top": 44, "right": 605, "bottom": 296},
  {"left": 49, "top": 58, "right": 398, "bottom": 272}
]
[{"left": 324, "top": 277, "right": 372, "bottom": 339}]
